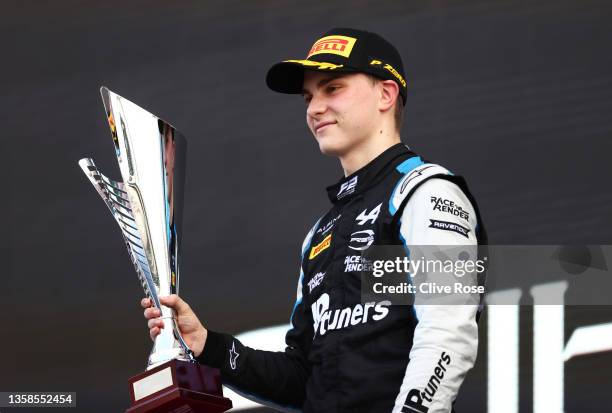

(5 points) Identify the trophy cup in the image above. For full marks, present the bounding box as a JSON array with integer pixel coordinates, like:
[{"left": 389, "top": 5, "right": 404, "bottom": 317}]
[{"left": 79, "top": 87, "right": 232, "bottom": 413}]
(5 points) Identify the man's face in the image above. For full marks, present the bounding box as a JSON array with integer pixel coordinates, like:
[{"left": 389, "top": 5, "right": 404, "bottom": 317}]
[{"left": 302, "top": 71, "right": 380, "bottom": 157}]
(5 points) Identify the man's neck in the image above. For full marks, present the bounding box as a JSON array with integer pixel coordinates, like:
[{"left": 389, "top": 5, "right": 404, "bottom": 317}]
[{"left": 339, "top": 134, "right": 402, "bottom": 176}]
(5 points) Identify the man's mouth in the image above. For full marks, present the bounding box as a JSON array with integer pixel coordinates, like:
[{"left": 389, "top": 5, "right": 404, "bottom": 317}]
[{"left": 315, "top": 121, "right": 336, "bottom": 133}]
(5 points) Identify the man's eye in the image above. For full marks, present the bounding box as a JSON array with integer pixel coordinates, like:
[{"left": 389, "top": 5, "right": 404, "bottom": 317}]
[
  {"left": 303, "top": 95, "right": 312, "bottom": 104},
  {"left": 327, "top": 85, "right": 340, "bottom": 93}
]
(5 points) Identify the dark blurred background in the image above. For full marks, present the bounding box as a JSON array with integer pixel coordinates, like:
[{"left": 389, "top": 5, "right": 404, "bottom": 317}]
[{"left": 1, "top": 0, "right": 612, "bottom": 412}]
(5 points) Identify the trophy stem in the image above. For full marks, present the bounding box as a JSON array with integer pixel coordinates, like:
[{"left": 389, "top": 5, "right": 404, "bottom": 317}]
[{"left": 148, "top": 313, "right": 193, "bottom": 370}]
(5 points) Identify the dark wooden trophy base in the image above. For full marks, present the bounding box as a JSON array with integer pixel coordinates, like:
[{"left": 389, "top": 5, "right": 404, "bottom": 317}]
[{"left": 125, "top": 359, "right": 232, "bottom": 413}]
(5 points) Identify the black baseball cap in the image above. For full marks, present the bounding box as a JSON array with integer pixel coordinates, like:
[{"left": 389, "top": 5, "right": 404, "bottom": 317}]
[{"left": 266, "top": 28, "right": 407, "bottom": 104}]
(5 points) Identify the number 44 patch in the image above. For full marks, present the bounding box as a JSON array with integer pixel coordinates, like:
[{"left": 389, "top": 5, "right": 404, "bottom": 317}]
[{"left": 356, "top": 203, "right": 382, "bottom": 225}]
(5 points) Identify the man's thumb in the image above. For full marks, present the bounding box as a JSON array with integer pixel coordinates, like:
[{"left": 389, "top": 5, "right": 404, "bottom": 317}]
[{"left": 160, "top": 294, "right": 189, "bottom": 313}]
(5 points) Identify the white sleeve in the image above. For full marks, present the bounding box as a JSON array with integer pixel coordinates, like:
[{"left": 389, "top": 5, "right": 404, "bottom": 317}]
[{"left": 392, "top": 178, "right": 479, "bottom": 413}]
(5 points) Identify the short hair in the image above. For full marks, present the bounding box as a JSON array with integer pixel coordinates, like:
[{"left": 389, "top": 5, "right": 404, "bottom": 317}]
[
  {"left": 367, "top": 75, "right": 405, "bottom": 132},
  {"left": 394, "top": 95, "right": 405, "bottom": 132}
]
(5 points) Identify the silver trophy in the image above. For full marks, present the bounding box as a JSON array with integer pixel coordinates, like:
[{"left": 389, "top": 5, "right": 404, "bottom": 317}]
[
  {"left": 79, "top": 87, "right": 191, "bottom": 369},
  {"left": 79, "top": 88, "right": 231, "bottom": 412}
]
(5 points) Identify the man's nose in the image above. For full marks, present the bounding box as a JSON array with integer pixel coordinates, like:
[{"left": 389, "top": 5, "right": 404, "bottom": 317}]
[{"left": 307, "top": 94, "right": 327, "bottom": 118}]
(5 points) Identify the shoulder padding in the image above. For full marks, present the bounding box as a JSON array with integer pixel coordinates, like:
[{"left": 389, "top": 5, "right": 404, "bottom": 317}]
[{"left": 388, "top": 163, "right": 453, "bottom": 216}]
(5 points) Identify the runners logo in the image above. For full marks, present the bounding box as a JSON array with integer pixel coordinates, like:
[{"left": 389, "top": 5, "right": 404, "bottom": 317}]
[
  {"left": 309, "top": 234, "right": 332, "bottom": 259},
  {"left": 311, "top": 293, "right": 391, "bottom": 337},
  {"left": 307, "top": 35, "right": 357, "bottom": 59},
  {"left": 401, "top": 352, "right": 451, "bottom": 412}
]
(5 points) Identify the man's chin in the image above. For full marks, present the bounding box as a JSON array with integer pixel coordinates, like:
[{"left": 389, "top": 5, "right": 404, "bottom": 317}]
[{"left": 316, "top": 137, "right": 348, "bottom": 157}]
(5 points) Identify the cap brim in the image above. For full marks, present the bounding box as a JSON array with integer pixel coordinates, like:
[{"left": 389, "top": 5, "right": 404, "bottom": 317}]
[{"left": 266, "top": 59, "right": 357, "bottom": 95}]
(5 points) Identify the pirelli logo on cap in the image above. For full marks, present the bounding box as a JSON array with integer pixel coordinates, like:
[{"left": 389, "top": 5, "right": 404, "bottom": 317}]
[
  {"left": 309, "top": 234, "right": 332, "bottom": 260},
  {"left": 307, "top": 35, "right": 357, "bottom": 59}
]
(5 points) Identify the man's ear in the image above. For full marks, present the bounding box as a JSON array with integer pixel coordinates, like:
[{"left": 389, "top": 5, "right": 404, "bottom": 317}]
[{"left": 378, "top": 80, "right": 400, "bottom": 112}]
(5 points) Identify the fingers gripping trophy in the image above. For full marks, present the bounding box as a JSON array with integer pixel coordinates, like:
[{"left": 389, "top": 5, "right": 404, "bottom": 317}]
[{"left": 79, "top": 87, "right": 232, "bottom": 413}]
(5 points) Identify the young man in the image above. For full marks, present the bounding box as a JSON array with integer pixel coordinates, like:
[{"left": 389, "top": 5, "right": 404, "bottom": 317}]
[{"left": 142, "top": 28, "right": 486, "bottom": 413}]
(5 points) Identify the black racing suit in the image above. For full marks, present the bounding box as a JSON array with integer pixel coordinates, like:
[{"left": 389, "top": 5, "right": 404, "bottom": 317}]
[{"left": 197, "top": 143, "right": 487, "bottom": 412}]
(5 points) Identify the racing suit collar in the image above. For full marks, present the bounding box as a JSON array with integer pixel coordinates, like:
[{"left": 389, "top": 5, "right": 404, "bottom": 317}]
[{"left": 326, "top": 143, "right": 415, "bottom": 204}]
